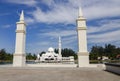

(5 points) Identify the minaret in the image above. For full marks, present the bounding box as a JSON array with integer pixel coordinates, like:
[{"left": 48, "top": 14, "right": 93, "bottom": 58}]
[
  {"left": 58, "top": 36, "right": 62, "bottom": 57},
  {"left": 13, "top": 10, "right": 26, "bottom": 67},
  {"left": 76, "top": 7, "right": 89, "bottom": 67}
]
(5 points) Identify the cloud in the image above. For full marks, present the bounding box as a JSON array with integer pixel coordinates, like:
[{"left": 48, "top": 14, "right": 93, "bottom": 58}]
[
  {"left": 88, "top": 29, "right": 120, "bottom": 44},
  {"left": 0, "top": 13, "right": 11, "bottom": 16},
  {"left": 30, "top": 6, "right": 76, "bottom": 24},
  {"left": 88, "top": 19, "right": 120, "bottom": 34},
  {"left": 24, "top": 0, "right": 120, "bottom": 49},
  {"left": 1, "top": 25, "right": 11, "bottom": 28},
  {"left": 24, "top": 0, "right": 120, "bottom": 25},
  {"left": 28, "top": 18, "right": 120, "bottom": 53},
  {"left": 88, "top": 19, "right": 120, "bottom": 44},
  {"left": 25, "top": 17, "right": 35, "bottom": 24},
  {"left": 4, "top": 0, "right": 120, "bottom": 53},
  {"left": 6, "top": 0, "right": 120, "bottom": 24},
  {"left": 26, "top": 29, "right": 77, "bottom": 53},
  {"left": 5, "top": 0, "right": 37, "bottom": 6},
  {"left": 39, "top": 29, "right": 76, "bottom": 38},
  {"left": 84, "top": 5, "right": 120, "bottom": 20},
  {"left": 40, "top": 0, "right": 55, "bottom": 6}
]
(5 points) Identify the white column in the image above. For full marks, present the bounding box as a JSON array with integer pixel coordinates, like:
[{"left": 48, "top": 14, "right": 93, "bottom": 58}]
[
  {"left": 77, "top": 8, "right": 89, "bottom": 67},
  {"left": 13, "top": 10, "right": 26, "bottom": 67}
]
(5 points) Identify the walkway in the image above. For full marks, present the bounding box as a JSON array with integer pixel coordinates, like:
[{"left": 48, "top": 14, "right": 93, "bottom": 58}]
[{"left": 0, "top": 67, "right": 119, "bottom": 81}]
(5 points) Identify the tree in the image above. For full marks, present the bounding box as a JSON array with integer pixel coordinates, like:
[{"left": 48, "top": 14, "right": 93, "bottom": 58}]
[
  {"left": 54, "top": 49, "right": 58, "bottom": 53},
  {"left": 26, "top": 53, "right": 37, "bottom": 60},
  {"left": 33, "top": 54, "right": 37, "bottom": 60},
  {"left": 90, "top": 44, "right": 120, "bottom": 60},
  {"left": 55, "top": 48, "right": 77, "bottom": 60},
  {"left": 104, "top": 44, "right": 117, "bottom": 59},
  {"left": 0, "top": 49, "right": 6, "bottom": 62},
  {"left": 0, "top": 49, "right": 13, "bottom": 62},
  {"left": 5, "top": 53, "right": 13, "bottom": 61},
  {"left": 90, "top": 46, "right": 100, "bottom": 60}
]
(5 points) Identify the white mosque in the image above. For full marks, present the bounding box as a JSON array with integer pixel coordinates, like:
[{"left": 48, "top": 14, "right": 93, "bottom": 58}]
[
  {"left": 36, "top": 37, "right": 74, "bottom": 63},
  {"left": 36, "top": 36, "right": 62, "bottom": 62},
  {"left": 36, "top": 47, "right": 62, "bottom": 62}
]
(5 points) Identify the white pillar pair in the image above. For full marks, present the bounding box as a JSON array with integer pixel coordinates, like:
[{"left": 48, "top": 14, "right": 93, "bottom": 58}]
[{"left": 13, "top": 8, "right": 89, "bottom": 67}]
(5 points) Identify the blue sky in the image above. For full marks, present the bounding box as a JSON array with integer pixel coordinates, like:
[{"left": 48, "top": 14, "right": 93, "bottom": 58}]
[{"left": 0, "top": 0, "right": 120, "bottom": 54}]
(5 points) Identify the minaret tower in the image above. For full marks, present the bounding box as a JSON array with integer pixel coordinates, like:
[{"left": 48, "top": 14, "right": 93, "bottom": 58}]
[
  {"left": 13, "top": 10, "right": 26, "bottom": 67},
  {"left": 76, "top": 7, "right": 89, "bottom": 67},
  {"left": 58, "top": 36, "right": 62, "bottom": 57}
]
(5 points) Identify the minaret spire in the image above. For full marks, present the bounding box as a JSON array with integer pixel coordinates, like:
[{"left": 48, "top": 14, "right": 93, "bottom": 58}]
[
  {"left": 20, "top": 10, "right": 24, "bottom": 21},
  {"left": 78, "top": 7, "right": 83, "bottom": 18},
  {"left": 58, "top": 36, "right": 62, "bottom": 57}
]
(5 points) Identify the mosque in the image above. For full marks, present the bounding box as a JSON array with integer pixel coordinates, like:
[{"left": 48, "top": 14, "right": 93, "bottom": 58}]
[
  {"left": 13, "top": 7, "right": 90, "bottom": 67},
  {"left": 35, "top": 37, "right": 74, "bottom": 63},
  {"left": 36, "top": 36, "right": 62, "bottom": 62},
  {"left": 36, "top": 47, "right": 63, "bottom": 63}
]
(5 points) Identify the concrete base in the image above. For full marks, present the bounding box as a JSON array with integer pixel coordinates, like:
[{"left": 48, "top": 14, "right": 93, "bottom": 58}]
[
  {"left": 78, "top": 52, "right": 89, "bottom": 67},
  {"left": 13, "top": 54, "right": 26, "bottom": 67},
  {"left": 27, "top": 63, "right": 77, "bottom": 67},
  {"left": 0, "top": 64, "right": 105, "bottom": 69}
]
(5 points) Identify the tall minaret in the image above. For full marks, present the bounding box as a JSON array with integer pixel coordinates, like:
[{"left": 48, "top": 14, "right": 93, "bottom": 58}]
[
  {"left": 13, "top": 10, "right": 26, "bottom": 67},
  {"left": 58, "top": 36, "right": 62, "bottom": 57},
  {"left": 76, "top": 7, "right": 89, "bottom": 67}
]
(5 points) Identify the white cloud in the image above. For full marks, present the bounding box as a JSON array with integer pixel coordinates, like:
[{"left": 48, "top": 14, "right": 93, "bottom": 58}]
[
  {"left": 24, "top": 0, "right": 120, "bottom": 25},
  {"left": 5, "top": 0, "right": 120, "bottom": 53},
  {"left": 87, "top": 19, "right": 120, "bottom": 44},
  {"left": 40, "top": 0, "right": 55, "bottom": 6},
  {"left": 6, "top": 0, "right": 120, "bottom": 24},
  {"left": 39, "top": 29, "right": 76, "bottom": 38},
  {"left": 5, "top": 0, "right": 37, "bottom": 6},
  {"left": 88, "top": 29, "right": 120, "bottom": 43},
  {"left": 27, "top": 29, "right": 77, "bottom": 53},
  {"left": 25, "top": 17, "right": 35, "bottom": 24},
  {"left": 28, "top": 0, "right": 120, "bottom": 53},
  {"left": 88, "top": 19, "right": 120, "bottom": 34},
  {"left": 84, "top": 5, "right": 120, "bottom": 20},
  {"left": 62, "top": 35, "right": 77, "bottom": 45},
  {"left": 36, "top": 41, "right": 50, "bottom": 46},
  {"left": 31, "top": 6, "right": 76, "bottom": 24},
  {"left": 2, "top": 25, "right": 11, "bottom": 28},
  {"left": 31, "top": 18, "right": 120, "bottom": 53},
  {"left": 0, "top": 13, "right": 11, "bottom": 16}
]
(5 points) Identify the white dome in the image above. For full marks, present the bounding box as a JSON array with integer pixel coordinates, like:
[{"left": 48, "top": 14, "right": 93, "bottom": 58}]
[{"left": 48, "top": 47, "right": 54, "bottom": 52}]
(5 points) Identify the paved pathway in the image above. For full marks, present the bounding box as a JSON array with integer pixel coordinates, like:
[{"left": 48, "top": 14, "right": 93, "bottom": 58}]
[{"left": 0, "top": 67, "right": 119, "bottom": 81}]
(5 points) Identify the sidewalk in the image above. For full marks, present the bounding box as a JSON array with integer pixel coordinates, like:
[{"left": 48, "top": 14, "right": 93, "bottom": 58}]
[{"left": 0, "top": 67, "right": 119, "bottom": 81}]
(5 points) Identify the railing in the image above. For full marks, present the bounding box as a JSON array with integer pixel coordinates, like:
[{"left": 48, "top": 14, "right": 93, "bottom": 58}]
[{"left": 105, "top": 63, "right": 120, "bottom": 75}]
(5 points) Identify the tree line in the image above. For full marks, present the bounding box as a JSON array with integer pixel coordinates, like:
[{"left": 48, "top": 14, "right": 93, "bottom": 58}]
[
  {"left": 0, "top": 44, "right": 120, "bottom": 62},
  {"left": 0, "top": 48, "right": 77, "bottom": 62},
  {"left": 0, "top": 49, "right": 13, "bottom": 62},
  {"left": 90, "top": 44, "right": 120, "bottom": 60}
]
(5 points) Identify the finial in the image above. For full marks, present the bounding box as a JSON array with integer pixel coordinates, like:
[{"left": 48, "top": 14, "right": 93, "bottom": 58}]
[
  {"left": 59, "top": 36, "right": 61, "bottom": 43},
  {"left": 20, "top": 10, "right": 24, "bottom": 21},
  {"left": 78, "top": 7, "right": 83, "bottom": 18}
]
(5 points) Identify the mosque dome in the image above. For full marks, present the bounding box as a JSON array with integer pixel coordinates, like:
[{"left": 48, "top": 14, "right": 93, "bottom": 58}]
[{"left": 48, "top": 47, "right": 54, "bottom": 52}]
